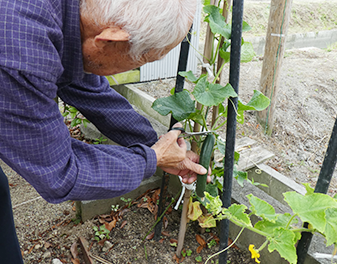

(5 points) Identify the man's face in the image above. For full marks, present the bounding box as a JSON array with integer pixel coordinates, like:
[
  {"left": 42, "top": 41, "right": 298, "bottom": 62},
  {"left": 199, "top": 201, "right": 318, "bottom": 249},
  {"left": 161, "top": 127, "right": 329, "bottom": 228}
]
[{"left": 81, "top": 37, "right": 181, "bottom": 76}]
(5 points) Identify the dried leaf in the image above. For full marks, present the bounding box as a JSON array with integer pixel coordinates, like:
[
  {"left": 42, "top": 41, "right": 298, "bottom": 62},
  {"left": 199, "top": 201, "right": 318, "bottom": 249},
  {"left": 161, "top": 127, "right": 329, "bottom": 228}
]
[
  {"left": 105, "top": 219, "right": 117, "bottom": 231},
  {"left": 146, "top": 232, "right": 154, "bottom": 240},
  {"left": 161, "top": 231, "right": 170, "bottom": 237},
  {"left": 173, "top": 254, "right": 180, "bottom": 264},
  {"left": 120, "top": 220, "right": 127, "bottom": 229},
  {"left": 159, "top": 238, "right": 165, "bottom": 243},
  {"left": 163, "top": 216, "right": 168, "bottom": 229},
  {"left": 197, "top": 214, "right": 217, "bottom": 228},
  {"left": 187, "top": 197, "right": 203, "bottom": 221},
  {"left": 71, "top": 258, "right": 80, "bottom": 264},
  {"left": 170, "top": 238, "right": 178, "bottom": 244},
  {"left": 195, "top": 234, "right": 206, "bottom": 246},
  {"left": 196, "top": 245, "right": 204, "bottom": 254},
  {"left": 70, "top": 242, "right": 79, "bottom": 259}
]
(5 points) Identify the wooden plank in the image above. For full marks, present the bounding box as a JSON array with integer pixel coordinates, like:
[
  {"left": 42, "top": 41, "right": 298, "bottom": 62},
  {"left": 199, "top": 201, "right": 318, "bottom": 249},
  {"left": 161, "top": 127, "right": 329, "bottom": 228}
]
[{"left": 237, "top": 146, "right": 275, "bottom": 171}]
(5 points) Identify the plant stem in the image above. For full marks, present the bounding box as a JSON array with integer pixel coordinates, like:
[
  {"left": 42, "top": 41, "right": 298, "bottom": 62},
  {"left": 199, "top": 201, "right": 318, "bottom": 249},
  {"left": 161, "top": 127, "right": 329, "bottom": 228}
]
[
  {"left": 257, "top": 239, "right": 269, "bottom": 252},
  {"left": 286, "top": 214, "right": 298, "bottom": 229},
  {"left": 142, "top": 191, "right": 180, "bottom": 241},
  {"left": 212, "top": 61, "right": 226, "bottom": 84},
  {"left": 205, "top": 227, "right": 245, "bottom": 264}
]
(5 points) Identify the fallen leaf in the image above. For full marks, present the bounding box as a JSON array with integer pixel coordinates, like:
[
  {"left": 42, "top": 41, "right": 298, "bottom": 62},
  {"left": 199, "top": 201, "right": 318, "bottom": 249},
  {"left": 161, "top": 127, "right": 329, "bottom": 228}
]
[
  {"left": 170, "top": 238, "right": 178, "bottom": 244},
  {"left": 70, "top": 242, "right": 78, "bottom": 259},
  {"left": 159, "top": 238, "right": 165, "bottom": 243},
  {"left": 71, "top": 258, "right": 80, "bottom": 264},
  {"left": 105, "top": 219, "right": 117, "bottom": 231},
  {"left": 196, "top": 245, "right": 204, "bottom": 254},
  {"left": 195, "top": 234, "right": 206, "bottom": 246},
  {"left": 173, "top": 254, "right": 180, "bottom": 264},
  {"left": 161, "top": 231, "right": 170, "bottom": 237},
  {"left": 120, "top": 220, "right": 127, "bottom": 229},
  {"left": 146, "top": 232, "right": 154, "bottom": 240}
]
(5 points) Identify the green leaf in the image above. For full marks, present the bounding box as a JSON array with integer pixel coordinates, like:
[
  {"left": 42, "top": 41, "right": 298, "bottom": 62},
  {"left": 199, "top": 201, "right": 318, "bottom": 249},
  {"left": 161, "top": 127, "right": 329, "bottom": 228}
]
[
  {"left": 205, "top": 183, "right": 219, "bottom": 198},
  {"left": 205, "top": 192, "right": 223, "bottom": 215},
  {"left": 255, "top": 213, "right": 298, "bottom": 236},
  {"left": 203, "top": 5, "right": 231, "bottom": 39},
  {"left": 242, "top": 21, "right": 252, "bottom": 32},
  {"left": 219, "top": 40, "right": 231, "bottom": 64},
  {"left": 248, "top": 194, "right": 277, "bottom": 221},
  {"left": 192, "top": 77, "right": 237, "bottom": 106},
  {"left": 152, "top": 90, "right": 195, "bottom": 121},
  {"left": 233, "top": 166, "right": 248, "bottom": 187},
  {"left": 225, "top": 204, "right": 252, "bottom": 226},
  {"left": 247, "top": 90, "right": 270, "bottom": 110},
  {"left": 234, "top": 151, "right": 240, "bottom": 165},
  {"left": 324, "top": 207, "right": 337, "bottom": 246},
  {"left": 267, "top": 227, "right": 297, "bottom": 264},
  {"left": 216, "top": 137, "right": 226, "bottom": 155},
  {"left": 240, "top": 42, "right": 255, "bottom": 63},
  {"left": 284, "top": 192, "right": 337, "bottom": 233},
  {"left": 179, "top": 71, "right": 198, "bottom": 83},
  {"left": 302, "top": 183, "right": 314, "bottom": 195},
  {"left": 187, "top": 110, "right": 204, "bottom": 126}
]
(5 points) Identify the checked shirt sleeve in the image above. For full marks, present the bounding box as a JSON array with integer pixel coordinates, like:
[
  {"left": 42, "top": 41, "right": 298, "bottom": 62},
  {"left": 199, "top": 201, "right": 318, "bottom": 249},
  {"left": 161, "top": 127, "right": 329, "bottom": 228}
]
[
  {"left": 0, "top": 68, "right": 158, "bottom": 203},
  {"left": 58, "top": 74, "right": 158, "bottom": 148}
]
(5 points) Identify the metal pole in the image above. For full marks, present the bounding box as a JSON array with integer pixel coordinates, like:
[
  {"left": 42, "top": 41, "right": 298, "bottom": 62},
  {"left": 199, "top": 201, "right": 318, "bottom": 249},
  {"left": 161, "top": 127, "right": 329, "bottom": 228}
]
[
  {"left": 219, "top": 1, "right": 244, "bottom": 263},
  {"left": 296, "top": 117, "right": 337, "bottom": 263},
  {"left": 154, "top": 27, "right": 192, "bottom": 241}
]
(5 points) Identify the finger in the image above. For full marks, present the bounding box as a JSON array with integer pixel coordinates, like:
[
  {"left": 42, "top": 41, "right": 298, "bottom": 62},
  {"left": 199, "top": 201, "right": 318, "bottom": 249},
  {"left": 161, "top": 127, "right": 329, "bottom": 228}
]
[
  {"left": 177, "top": 137, "right": 187, "bottom": 150},
  {"left": 183, "top": 159, "right": 207, "bottom": 175},
  {"left": 168, "top": 122, "right": 183, "bottom": 138}
]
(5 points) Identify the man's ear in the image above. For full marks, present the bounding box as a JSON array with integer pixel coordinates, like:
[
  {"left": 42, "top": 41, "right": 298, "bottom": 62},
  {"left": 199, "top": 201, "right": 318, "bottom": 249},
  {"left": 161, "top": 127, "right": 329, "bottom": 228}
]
[{"left": 94, "top": 26, "right": 130, "bottom": 48}]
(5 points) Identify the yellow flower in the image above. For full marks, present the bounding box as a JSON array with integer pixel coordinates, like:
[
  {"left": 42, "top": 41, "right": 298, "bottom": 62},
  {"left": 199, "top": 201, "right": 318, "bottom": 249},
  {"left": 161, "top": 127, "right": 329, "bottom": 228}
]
[{"left": 249, "top": 244, "right": 261, "bottom": 263}]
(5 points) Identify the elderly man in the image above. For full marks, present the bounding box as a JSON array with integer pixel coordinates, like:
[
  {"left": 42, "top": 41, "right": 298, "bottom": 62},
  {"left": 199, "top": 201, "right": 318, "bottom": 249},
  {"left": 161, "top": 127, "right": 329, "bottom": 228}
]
[{"left": 0, "top": 0, "right": 206, "bottom": 262}]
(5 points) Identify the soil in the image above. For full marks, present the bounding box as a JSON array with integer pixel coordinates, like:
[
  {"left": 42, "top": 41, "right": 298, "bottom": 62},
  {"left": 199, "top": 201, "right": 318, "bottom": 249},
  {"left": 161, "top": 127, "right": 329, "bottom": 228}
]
[{"left": 1, "top": 1, "right": 337, "bottom": 264}]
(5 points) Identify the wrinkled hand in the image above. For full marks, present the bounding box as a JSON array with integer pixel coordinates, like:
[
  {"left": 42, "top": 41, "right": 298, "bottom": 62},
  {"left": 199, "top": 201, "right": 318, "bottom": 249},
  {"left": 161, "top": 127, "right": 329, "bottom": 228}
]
[{"left": 151, "top": 123, "right": 211, "bottom": 184}]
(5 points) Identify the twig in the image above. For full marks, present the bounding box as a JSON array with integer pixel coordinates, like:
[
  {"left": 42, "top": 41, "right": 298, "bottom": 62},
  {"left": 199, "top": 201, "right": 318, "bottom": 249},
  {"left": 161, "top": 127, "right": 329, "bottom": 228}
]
[
  {"left": 90, "top": 254, "right": 114, "bottom": 264},
  {"left": 12, "top": 196, "right": 42, "bottom": 209}
]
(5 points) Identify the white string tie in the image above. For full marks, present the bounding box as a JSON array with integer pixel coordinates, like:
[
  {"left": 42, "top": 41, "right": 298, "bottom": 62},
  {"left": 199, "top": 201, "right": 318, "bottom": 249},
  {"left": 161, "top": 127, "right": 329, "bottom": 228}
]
[{"left": 174, "top": 176, "right": 195, "bottom": 210}]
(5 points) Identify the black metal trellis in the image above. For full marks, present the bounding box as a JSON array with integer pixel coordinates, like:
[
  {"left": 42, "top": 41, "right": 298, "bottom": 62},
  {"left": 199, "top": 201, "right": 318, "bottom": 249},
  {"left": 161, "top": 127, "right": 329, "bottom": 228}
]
[
  {"left": 154, "top": 27, "right": 192, "bottom": 241},
  {"left": 219, "top": 1, "right": 244, "bottom": 263},
  {"left": 296, "top": 116, "right": 337, "bottom": 263}
]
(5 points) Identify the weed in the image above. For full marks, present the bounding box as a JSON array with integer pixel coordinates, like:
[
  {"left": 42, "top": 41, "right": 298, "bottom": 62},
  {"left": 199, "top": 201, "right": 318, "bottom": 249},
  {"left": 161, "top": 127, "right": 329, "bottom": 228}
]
[{"left": 93, "top": 225, "right": 110, "bottom": 241}]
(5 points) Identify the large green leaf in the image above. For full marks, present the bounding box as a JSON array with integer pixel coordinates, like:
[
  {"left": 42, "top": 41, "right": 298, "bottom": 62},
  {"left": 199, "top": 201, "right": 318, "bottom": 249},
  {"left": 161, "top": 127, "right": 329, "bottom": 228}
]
[
  {"left": 240, "top": 42, "right": 255, "bottom": 63},
  {"left": 254, "top": 213, "right": 298, "bottom": 236},
  {"left": 267, "top": 228, "right": 297, "bottom": 264},
  {"left": 152, "top": 90, "right": 195, "bottom": 121},
  {"left": 203, "top": 5, "right": 231, "bottom": 39},
  {"left": 192, "top": 76, "right": 237, "bottom": 106},
  {"left": 324, "top": 207, "right": 337, "bottom": 246},
  {"left": 225, "top": 204, "right": 252, "bottom": 226},
  {"left": 247, "top": 194, "right": 277, "bottom": 221},
  {"left": 284, "top": 192, "right": 337, "bottom": 233}
]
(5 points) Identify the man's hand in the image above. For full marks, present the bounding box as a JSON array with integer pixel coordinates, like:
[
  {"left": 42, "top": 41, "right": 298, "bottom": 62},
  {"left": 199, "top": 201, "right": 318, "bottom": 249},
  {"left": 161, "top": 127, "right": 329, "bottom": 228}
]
[{"left": 151, "top": 123, "right": 211, "bottom": 184}]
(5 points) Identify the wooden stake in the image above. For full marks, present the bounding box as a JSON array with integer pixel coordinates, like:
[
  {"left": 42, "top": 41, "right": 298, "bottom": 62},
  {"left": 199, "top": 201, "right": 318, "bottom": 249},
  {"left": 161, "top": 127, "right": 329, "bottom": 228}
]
[{"left": 256, "top": 0, "right": 293, "bottom": 135}]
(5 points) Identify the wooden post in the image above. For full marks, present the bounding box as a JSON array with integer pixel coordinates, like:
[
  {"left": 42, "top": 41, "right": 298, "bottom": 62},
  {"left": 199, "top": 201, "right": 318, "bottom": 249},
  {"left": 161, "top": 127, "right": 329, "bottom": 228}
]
[
  {"left": 256, "top": 0, "right": 293, "bottom": 135},
  {"left": 212, "top": 0, "right": 232, "bottom": 128}
]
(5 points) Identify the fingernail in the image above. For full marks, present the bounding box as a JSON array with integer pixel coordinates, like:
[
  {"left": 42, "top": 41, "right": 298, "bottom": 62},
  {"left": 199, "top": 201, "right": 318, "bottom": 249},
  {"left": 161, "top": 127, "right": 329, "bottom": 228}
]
[{"left": 200, "top": 167, "right": 207, "bottom": 174}]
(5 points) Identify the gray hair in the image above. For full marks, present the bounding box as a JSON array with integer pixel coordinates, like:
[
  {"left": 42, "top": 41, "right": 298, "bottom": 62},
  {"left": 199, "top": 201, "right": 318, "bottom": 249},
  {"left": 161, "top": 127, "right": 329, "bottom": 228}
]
[{"left": 80, "top": 0, "right": 196, "bottom": 59}]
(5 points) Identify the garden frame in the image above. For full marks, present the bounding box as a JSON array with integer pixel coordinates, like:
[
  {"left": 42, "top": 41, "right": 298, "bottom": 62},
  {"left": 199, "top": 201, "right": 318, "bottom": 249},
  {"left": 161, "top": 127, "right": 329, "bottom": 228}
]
[{"left": 153, "top": 1, "right": 337, "bottom": 264}]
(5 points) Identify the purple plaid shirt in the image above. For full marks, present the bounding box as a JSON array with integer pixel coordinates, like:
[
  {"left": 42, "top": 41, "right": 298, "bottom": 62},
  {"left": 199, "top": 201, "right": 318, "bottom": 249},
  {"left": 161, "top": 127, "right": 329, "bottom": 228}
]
[{"left": 0, "top": 0, "right": 158, "bottom": 203}]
